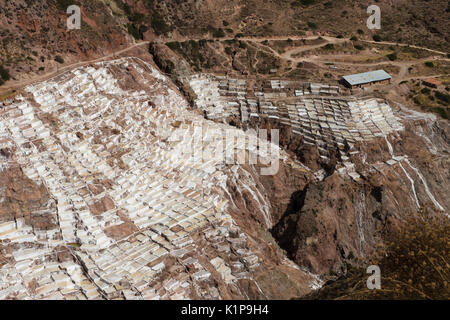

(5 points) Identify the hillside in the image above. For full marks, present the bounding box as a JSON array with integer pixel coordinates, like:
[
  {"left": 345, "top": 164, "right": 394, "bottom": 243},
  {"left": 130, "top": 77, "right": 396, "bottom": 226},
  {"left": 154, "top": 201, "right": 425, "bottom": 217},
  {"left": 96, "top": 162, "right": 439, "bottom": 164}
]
[
  {"left": 0, "top": 0, "right": 448, "bottom": 301},
  {"left": 1, "top": 0, "right": 448, "bottom": 87}
]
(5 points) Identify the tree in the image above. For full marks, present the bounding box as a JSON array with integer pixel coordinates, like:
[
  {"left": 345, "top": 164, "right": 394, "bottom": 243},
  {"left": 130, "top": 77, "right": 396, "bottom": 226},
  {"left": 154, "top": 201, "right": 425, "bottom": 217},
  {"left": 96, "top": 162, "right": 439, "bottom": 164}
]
[
  {"left": 0, "top": 65, "right": 11, "bottom": 81},
  {"left": 387, "top": 52, "right": 397, "bottom": 61},
  {"left": 213, "top": 28, "right": 225, "bottom": 38},
  {"left": 54, "top": 56, "right": 64, "bottom": 64},
  {"left": 373, "top": 34, "right": 382, "bottom": 42},
  {"left": 307, "top": 21, "right": 318, "bottom": 29}
]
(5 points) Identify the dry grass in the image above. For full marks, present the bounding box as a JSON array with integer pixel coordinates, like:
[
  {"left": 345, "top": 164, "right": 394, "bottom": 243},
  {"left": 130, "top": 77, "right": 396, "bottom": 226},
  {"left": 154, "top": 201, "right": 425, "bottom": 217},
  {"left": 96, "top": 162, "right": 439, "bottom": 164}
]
[
  {"left": 0, "top": 90, "right": 18, "bottom": 101},
  {"left": 300, "top": 208, "right": 450, "bottom": 300}
]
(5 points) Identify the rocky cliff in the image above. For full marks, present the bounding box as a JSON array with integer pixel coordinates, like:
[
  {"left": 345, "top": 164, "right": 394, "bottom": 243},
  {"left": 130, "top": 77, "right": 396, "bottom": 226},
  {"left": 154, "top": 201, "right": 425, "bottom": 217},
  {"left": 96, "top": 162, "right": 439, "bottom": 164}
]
[{"left": 185, "top": 73, "right": 449, "bottom": 280}]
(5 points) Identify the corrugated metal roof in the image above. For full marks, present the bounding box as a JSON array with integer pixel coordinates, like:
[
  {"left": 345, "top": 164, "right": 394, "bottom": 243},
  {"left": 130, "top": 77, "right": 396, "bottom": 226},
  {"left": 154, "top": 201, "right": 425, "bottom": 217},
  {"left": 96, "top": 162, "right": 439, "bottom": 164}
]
[{"left": 342, "top": 70, "right": 391, "bottom": 86}]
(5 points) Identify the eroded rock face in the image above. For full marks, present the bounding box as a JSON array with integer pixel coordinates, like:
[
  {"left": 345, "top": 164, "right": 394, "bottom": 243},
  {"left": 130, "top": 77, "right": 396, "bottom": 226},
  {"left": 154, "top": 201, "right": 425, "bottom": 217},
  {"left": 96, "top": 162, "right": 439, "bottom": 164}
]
[
  {"left": 269, "top": 114, "right": 449, "bottom": 276},
  {"left": 0, "top": 164, "right": 57, "bottom": 231},
  {"left": 186, "top": 73, "right": 449, "bottom": 279}
]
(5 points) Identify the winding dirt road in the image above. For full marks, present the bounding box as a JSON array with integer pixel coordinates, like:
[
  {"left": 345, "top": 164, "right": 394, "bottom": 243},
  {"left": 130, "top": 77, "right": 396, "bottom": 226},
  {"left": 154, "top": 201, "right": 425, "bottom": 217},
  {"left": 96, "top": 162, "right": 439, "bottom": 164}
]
[
  {"left": 0, "top": 34, "right": 447, "bottom": 96},
  {"left": 0, "top": 41, "right": 150, "bottom": 95}
]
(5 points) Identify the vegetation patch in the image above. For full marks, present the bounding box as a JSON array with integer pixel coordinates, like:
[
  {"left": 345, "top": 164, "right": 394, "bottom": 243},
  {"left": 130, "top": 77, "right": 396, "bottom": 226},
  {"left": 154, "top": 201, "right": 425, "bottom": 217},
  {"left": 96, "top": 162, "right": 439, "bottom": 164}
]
[
  {"left": 386, "top": 52, "right": 397, "bottom": 61},
  {"left": 291, "top": 0, "right": 316, "bottom": 6},
  {"left": 151, "top": 10, "right": 170, "bottom": 35},
  {"left": 410, "top": 81, "right": 450, "bottom": 119},
  {"left": 54, "top": 55, "right": 64, "bottom": 64},
  {"left": 300, "top": 212, "right": 449, "bottom": 299},
  {"left": 307, "top": 21, "right": 318, "bottom": 30},
  {"left": 0, "top": 65, "right": 11, "bottom": 84},
  {"left": 166, "top": 40, "right": 208, "bottom": 71},
  {"left": 372, "top": 34, "right": 382, "bottom": 42},
  {"left": 255, "top": 50, "right": 281, "bottom": 74}
]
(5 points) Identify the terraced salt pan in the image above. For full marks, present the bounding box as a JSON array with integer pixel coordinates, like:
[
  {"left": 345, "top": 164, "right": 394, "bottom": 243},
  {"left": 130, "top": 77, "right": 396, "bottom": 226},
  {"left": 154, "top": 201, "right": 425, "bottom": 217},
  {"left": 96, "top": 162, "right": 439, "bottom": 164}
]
[
  {"left": 188, "top": 74, "right": 403, "bottom": 152},
  {"left": 188, "top": 74, "right": 408, "bottom": 184},
  {"left": 0, "top": 57, "right": 277, "bottom": 299}
]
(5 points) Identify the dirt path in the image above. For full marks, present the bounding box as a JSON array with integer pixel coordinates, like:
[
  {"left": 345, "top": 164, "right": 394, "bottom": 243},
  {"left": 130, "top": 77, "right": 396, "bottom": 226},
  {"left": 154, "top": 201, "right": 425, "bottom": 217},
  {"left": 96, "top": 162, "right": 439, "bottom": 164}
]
[
  {"left": 0, "top": 41, "right": 150, "bottom": 94},
  {"left": 252, "top": 36, "right": 447, "bottom": 84},
  {"left": 169, "top": 34, "right": 447, "bottom": 56},
  {"left": 1, "top": 34, "right": 447, "bottom": 95},
  {"left": 280, "top": 37, "right": 349, "bottom": 61},
  {"left": 359, "top": 39, "right": 447, "bottom": 56},
  {"left": 303, "top": 56, "right": 448, "bottom": 83},
  {"left": 399, "top": 74, "right": 447, "bottom": 82}
]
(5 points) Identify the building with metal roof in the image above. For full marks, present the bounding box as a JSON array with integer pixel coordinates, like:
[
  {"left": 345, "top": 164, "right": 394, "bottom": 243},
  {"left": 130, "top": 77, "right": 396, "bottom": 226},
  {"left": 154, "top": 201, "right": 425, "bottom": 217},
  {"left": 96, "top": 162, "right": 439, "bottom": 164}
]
[{"left": 342, "top": 70, "right": 391, "bottom": 88}]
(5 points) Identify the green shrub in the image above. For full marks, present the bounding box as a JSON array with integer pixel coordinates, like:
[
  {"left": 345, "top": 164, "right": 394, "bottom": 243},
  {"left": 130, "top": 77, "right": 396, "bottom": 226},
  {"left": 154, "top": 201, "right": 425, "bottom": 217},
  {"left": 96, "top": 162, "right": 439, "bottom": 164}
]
[
  {"left": 56, "top": 0, "right": 75, "bottom": 10},
  {"left": 54, "top": 56, "right": 64, "bottom": 64},
  {"left": 129, "top": 12, "right": 145, "bottom": 23},
  {"left": 166, "top": 41, "right": 181, "bottom": 51},
  {"left": 435, "top": 91, "right": 450, "bottom": 104},
  {"left": 151, "top": 10, "right": 170, "bottom": 35},
  {"left": 0, "top": 65, "right": 11, "bottom": 81},
  {"left": 140, "top": 25, "right": 148, "bottom": 34},
  {"left": 421, "top": 87, "right": 430, "bottom": 94},
  {"left": 350, "top": 36, "right": 358, "bottom": 41},
  {"left": 127, "top": 23, "right": 141, "bottom": 40},
  {"left": 292, "top": 0, "right": 315, "bottom": 5},
  {"left": 307, "top": 21, "right": 318, "bottom": 29},
  {"left": 387, "top": 52, "right": 397, "bottom": 61},
  {"left": 122, "top": 2, "right": 131, "bottom": 15},
  {"left": 373, "top": 34, "right": 382, "bottom": 42},
  {"left": 424, "top": 61, "right": 434, "bottom": 68},
  {"left": 188, "top": 40, "right": 199, "bottom": 50},
  {"left": 432, "top": 106, "right": 449, "bottom": 119},
  {"left": 213, "top": 28, "right": 225, "bottom": 38}
]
